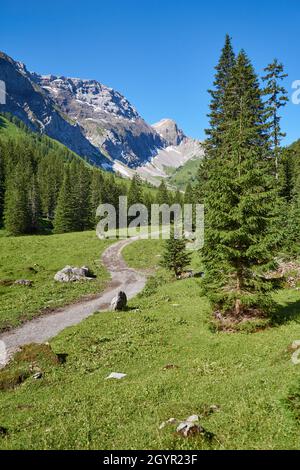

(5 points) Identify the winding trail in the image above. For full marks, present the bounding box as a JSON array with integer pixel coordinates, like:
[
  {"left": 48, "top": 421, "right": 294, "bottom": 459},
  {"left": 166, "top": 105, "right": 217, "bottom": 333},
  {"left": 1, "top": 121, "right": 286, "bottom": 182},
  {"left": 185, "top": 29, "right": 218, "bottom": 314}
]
[{"left": 0, "top": 236, "right": 147, "bottom": 364}]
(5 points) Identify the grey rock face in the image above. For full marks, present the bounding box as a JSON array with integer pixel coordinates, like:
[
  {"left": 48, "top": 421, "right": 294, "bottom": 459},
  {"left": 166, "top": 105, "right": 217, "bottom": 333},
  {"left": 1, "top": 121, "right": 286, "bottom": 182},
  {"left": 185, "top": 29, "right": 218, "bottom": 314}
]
[
  {"left": 111, "top": 291, "right": 127, "bottom": 311},
  {"left": 0, "top": 52, "right": 106, "bottom": 166},
  {"left": 32, "top": 75, "right": 166, "bottom": 167},
  {"left": 0, "top": 50, "right": 202, "bottom": 171},
  {"left": 152, "top": 119, "right": 186, "bottom": 146},
  {"left": 54, "top": 266, "right": 93, "bottom": 283}
]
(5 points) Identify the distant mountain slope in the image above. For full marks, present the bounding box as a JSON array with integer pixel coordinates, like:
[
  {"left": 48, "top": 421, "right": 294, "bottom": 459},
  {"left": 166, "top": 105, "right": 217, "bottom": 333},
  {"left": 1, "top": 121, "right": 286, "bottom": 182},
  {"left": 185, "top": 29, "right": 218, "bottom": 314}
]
[
  {"left": 0, "top": 51, "right": 166, "bottom": 168},
  {"left": 0, "top": 50, "right": 203, "bottom": 175},
  {"left": 113, "top": 137, "right": 204, "bottom": 187},
  {"left": 33, "top": 75, "right": 166, "bottom": 167},
  {"left": 0, "top": 52, "right": 106, "bottom": 166}
]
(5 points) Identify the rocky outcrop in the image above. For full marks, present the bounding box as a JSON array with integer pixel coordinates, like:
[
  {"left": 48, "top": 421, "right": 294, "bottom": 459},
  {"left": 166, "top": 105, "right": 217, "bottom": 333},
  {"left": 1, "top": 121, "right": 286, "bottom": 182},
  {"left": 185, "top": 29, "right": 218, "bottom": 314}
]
[
  {"left": 152, "top": 118, "right": 186, "bottom": 146},
  {"left": 54, "top": 266, "right": 93, "bottom": 283}
]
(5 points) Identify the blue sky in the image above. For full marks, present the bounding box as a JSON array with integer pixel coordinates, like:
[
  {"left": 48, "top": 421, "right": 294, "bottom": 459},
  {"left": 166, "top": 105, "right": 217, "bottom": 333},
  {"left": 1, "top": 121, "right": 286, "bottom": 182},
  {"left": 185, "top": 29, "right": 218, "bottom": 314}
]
[{"left": 1, "top": 0, "right": 299, "bottom": 144}]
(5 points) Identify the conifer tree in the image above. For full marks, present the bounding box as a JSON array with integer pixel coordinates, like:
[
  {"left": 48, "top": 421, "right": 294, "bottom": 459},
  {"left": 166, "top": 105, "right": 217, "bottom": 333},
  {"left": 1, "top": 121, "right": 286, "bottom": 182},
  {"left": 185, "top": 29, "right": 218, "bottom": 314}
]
[
  {"left": 156, "top": 180, "right": 169, "bottom": 205},
  {"left": 4, "top": 160, "right": 32, "bottom": 235},
  {"left": 197, "top": 35, "right": 236, "bottom": 205},
  {"left": 53, "top": 167, "right": 77, "bottom": 233},
  {"left": 202, "top": 51, "right": 280, "bottom": 317},
  {"left": 262, "top": 59, "right": 288, "bottom": 180},
  {"left": 128, "top": 175, "right": 144, "bottom": 207},
  {"left": 206, "top": 34, "right": 236, "bottom": 150},
  {"left": 160, "top": 228, "right": 191, "bottom": 277}
]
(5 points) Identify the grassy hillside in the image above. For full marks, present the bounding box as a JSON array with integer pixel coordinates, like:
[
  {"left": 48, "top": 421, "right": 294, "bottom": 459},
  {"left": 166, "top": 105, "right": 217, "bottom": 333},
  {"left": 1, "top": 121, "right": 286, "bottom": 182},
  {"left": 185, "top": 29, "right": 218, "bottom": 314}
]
[
  {"left": 0, "top": 113, "right": 158, "bottom": 195},
  {"left": 1, "top": 238, "right": 300, "bottom": 449},
  {"left": 0, "top": 113, "right": 82, "bottom": 163},
  {"left": 167, "top": 158, "right": 201, "bottom": 190},
  {"left": 0, "top": 231, "right": 112, "bottom": 331}
]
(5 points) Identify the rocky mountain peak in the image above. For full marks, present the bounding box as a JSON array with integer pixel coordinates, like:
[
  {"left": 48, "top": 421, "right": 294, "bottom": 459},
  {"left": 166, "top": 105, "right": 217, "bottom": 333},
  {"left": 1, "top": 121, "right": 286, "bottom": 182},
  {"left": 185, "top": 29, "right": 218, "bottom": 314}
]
[
  {"left": 152, "top": 118, "right": 186, "bottom": 146},
  {"left": 36, "top": 75, "right": 140, "bottom": 122}
]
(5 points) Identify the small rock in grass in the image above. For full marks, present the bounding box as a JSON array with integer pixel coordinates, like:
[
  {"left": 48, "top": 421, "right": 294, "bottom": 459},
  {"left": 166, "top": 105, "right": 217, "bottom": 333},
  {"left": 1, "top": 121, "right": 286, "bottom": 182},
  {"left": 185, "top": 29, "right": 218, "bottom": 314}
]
[
  {"left": 111, "top": 291, "right": 127, "bottom": 311},
  {"left": 159, "top": 418, "right": 177, "bottom": 429},
  {"left": 209, "top": 404, "right": 221, "bottom": 414},
  {"left": 291, "top": 340, "right": 300, "bottom": 350},
  {"left": 291, "top": 350, "right": 300, "bottom": 365},
  {"left": 106, "top": 372, "right": 127, "bottom": 380},
  {"left": 176, "top": 422, "right": 202, "bottom": 437},
  {"left": 14, "top": 279, "right": 33, "bottom": 287},
  {"left": 176, "top": 416, "right": 214, "bottom": 440},
  {"left": 33, "top": 372, "right": 43, "bottom": 380},
  {"left": 186, "top": 415, "right": 200, "bottom": 423}
]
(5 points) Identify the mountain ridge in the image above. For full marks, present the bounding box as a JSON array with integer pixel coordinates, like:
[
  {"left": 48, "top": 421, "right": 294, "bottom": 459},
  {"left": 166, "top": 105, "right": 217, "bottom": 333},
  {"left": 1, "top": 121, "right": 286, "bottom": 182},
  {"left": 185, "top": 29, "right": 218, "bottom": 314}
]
[{"left": 0, "top": 51, "right": 203, "bottom": 179}]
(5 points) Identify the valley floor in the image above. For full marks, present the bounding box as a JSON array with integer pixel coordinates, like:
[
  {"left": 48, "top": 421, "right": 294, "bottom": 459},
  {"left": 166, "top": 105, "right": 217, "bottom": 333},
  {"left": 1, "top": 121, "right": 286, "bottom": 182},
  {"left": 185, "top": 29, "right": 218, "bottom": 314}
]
[
  {"left": 1, "top": 238, "right": 300, "bottom": 449},
  {"left": 0, "top": 231, "right": 112, "bottom": 331}
]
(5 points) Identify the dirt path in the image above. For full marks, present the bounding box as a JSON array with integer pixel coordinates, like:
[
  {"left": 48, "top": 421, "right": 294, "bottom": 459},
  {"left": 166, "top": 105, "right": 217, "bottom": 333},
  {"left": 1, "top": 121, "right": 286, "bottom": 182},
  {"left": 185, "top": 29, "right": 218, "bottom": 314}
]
[{"left": 0, "top": 236, "right": 146, "bottom": 364}]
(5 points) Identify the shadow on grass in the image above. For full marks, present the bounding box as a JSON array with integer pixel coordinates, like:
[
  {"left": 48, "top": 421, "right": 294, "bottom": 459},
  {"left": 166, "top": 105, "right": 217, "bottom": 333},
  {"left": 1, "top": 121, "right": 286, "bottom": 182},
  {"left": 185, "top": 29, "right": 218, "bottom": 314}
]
[{"left": 271, "top": 299, "right": 300, "bottom": 326}]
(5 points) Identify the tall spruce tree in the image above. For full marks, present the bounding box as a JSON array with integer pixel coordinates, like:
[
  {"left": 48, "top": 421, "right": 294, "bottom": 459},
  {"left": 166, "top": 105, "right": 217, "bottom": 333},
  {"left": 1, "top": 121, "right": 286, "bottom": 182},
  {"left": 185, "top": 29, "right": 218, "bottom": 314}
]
[
  {"left": 206, "top": 34, "right": 236, "bottom": 150},
  {"left": 202, "top": 50, "right": 280, "bottom": 317},
  {"left": 197, "top": 35, "right": 235, "bottom": 205},
  {"left": 262, "top": 59, "right": 288, "bottom": 180}
]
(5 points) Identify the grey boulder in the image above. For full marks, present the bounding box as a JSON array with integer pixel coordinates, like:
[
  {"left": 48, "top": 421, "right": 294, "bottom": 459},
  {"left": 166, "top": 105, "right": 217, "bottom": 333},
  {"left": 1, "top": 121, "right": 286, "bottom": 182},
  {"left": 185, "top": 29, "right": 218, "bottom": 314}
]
[
  {"left": 54, "top": 266, "right": 93, "bottom": 283},
  {"left": 111, "top": 291, "right": 127, "bottom": 311}
]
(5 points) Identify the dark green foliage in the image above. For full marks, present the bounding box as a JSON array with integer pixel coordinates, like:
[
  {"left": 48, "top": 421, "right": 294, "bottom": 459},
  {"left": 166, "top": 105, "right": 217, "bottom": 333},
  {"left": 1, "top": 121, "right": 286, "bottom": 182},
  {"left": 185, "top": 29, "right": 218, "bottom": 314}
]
[
  {"left": 4, "top": 156, "right": 33, "bottom": 236},
  {"left": 197, "top": 35, "right": 236, "bottom": 206},
  {"left": 206, "top": 34, "right": 236, "bottom": 151},
  {"left": 202, "top": 50, "right": 281, "bottom": 317},
  {"left": 156, "top": 180, "right": 170, "bottom": 205},
  {"left": 262, "top": 59, "right": 288, "bottom": 180},
  {"left": 160, "top": 228, "right": 191, "bottom": 277},
  {"left": 53, "top": 167, "right": 78, "bottom": 233},
  {"left": 128, "top": 175, "right": 144, "bottom": 207},
  {"left": 0, "top": 114, "right": 165, "bottom": 236}
]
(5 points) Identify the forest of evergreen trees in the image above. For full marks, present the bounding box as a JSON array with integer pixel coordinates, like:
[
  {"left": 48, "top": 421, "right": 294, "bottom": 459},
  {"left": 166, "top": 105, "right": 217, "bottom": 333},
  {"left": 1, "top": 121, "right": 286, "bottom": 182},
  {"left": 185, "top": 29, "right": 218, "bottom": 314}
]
[{"left": 0, "top": 114, "right": 175, "bottom": 236}]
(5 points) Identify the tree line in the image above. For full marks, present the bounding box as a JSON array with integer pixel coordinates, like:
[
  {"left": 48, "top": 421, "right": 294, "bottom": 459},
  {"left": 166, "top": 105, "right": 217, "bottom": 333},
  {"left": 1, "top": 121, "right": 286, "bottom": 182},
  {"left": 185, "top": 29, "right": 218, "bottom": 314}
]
[{"left": 0, "top": 117, "right": 181, "bottom": 236}]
